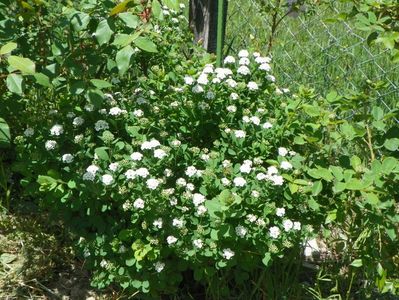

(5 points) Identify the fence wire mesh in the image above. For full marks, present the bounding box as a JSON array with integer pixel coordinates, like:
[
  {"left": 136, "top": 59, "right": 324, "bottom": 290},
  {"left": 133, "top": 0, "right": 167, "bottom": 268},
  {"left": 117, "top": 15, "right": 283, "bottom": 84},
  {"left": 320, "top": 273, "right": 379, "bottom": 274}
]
[{"left": 224, "top": 0, "right": 399, "bottom": 112}]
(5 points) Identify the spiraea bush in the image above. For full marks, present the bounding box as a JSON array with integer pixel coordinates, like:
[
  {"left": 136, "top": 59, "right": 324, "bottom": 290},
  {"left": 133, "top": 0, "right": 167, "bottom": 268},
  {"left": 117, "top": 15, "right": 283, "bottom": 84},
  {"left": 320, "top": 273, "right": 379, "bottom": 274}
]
[{"left": 2, "top": 0, "right": 399, "bottom": 298}]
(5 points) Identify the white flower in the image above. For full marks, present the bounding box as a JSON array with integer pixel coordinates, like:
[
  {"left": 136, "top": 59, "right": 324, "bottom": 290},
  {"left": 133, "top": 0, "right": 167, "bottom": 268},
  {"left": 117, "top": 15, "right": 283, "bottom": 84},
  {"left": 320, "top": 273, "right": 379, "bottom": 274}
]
[
  {"left": 256, "top": 218, "right": 266, "bottom": 227},
  {"left": 179, "top": 3, "right": 186, "bottom": 9},
  {"left": 74, "top": 135, "right": 83, "bottom": 143},
  {"left": 24, "top": 127, "right": 34, "bottom": 137},
  {"left": 250, "top": 116, "right": 261, "bottom": 125},
  {"left": 196, "top": 205, "right": 207, "bottom": 215},
  {"left": 238, "top": 49, "right": 249, "bottom": 57},
  {"left": 201, "top": 154, "right": 210, "bottom": 161},
  {"left": 293, "top": 221, "right": 301, "bottom": 230},
  {"left": 84, "top": 104, "right": 94, "bottom": 111},
  {"left": 133, "top": 109, "right": 144, "bottom": 117},
  {"left": 267, "top": 166, "right": 278, "bottom": 175},
  {"left": 136, "top": 97, "right": 147, "bottom": 104},
  {"left": 171, "top": 140, "right": 181, "bottom": 147},
  {"left": 102, "top": 174, "right": 114, "bottom": 186},
  {"left": 242, "top": 116, "right": 250, "bottom": 123},
  {"left": 215, "top": 67, "right": 232, "bottom": 79},
  {"left": 233, "top": 177, "right": 246, "bottom": 187},
  {"left": 270, "top": 175, "right": 284, "bottom": 186},
  {"left": 224, "top": 56, "right": 236, "bottom": 64},
  {"left": 167, "top": 236, "right": 177, "bottom": 245},
  {"left": 266, "top": 74, "right": 276, "bottom": 82},
  {"left": 45, "top": 140, "right": 57, "bottom": 150},
  {"left": 192, "top": 193, "right": 206, "bottom": 206},
  {"left": 222, "top": 248, "right": 235, "bottom": 260},
  {"left": 136, "top": 167, "right": 149, "bottom": 178},
  {"left": 66, "top": 112, "right": 75, "bottom": 118},
  {"left": 153, "top": 218, "right": 163, "bottom": 229},
  {"left": 235, "top": 225, "right": 247, "bottom": 238},
  {"left": 230, "top": 93, "right": 239, "bottom": 100},
  {"left": 278, "top": 147, "right": 288, "bottom": 157},
  {"left": 193, "top": 239, "right": 203, "bottom": 249},
  {"left": 87, "top": 165, "right": 99, "bottom": 175},
  {"left": 253, "top": 52, "right": 260, "bottom": 58},
  {"left": 122, "top": 201, "right": 132, "bottom": 211},
  {"left": 240, "top": 162, "right": 252, "bottom": 174},
  {"left": 276, "top": 207, "right": 286, "bottom": 217},
  {"left": 257, "top": 173, "right": 267, "bottom": 181},
  {"left": 221, "top": 178, "right": 231, "bottom": 186},
  {"left": 239, "top": 57, "right": 250, "bottom": 65},
  {"left": 197, "top": 73, "right": 209, "bottom": 85},
  {"left": 283, "top": 88, "right": 290, "bottom": 93},
  {"left": 164, "top": 169, "right": 173, "bottom": 177},
  {"left": 146, "top": 178, "right": 160, "bottom": 190},
  {"left": 263, "top": 122, "right": 273, "bottom": 129},
  {"left": 237, "top": 65, "right": 250, "bottom": 75},
  {"left": 83, "top": 172, "right": 95, "bottom": 181},
  {"left": 62, "top": 154, "right": 73, "bottom": 163},
  {"left": 133, "top": 198, "right": 145, "bottom": 209},
  {"left": 226, "top": 78, "right": 237, "bottom": 88},
  {"left": 154, "top": 149, "right": 167, "bottom": 159},
  {"left": 212, "top": 77, "right": 221, "bottom": 84},
  {"left": 130, "top": 152, "right": 143, "bottom": 161},
  {"left": 255, "top": 56, "right": 271, "bottom": 64},
  {"left": 259, "top": 63, "right": 271, "bottom": 71},
  {"left": 50, "top": 124, "right": 63, "bottom": 136},
  {"left": 247, "top": 214, "right": 257, "bottom": 223},
  {"left": 185, "top": 183, "right": 194, "bottom": 191},
  {"left": 280, "top": 161, "right": 293, "bottom": 170},
  {"left": 176, "top": 178, "right": 187, "bottom": 186},
  {"left": 125, "top": 169, "right": 136, "bottom": 180},
  {"left": 172, "top": 218, "right": 184, "bottom": 228},
  {"left": 154, "top": 261, "right": 165, "bottom": 273},
  {"left": 283, "top": 219, "right": 294, "bottom": 232},
  {"left": 234, "top": 130, "right": 246, "bottom": 138},
  {"left": 202, "top": 65, "right": 214, "bottom": 74},
  {"left": 227, "top": 105, "right": 237, "bottom": 113},
  {"left": 99, "top": 109, "right": 107, "bottom": 115},
  {"left": 251, "top": 190, "right": 260, "bottom": 198},
  {"left": 73, "top": 117, "right": 84, "bottom": 127},
  {"left": 94, "top": 120, "right": 109, "bottom": 131},
  {"left": 192, "top": 84, "right": 204, "bottom": 93},
  {"left": 100, "top": 259, "right": 108, "bottom": 268},
  {"left": 109, "top": 107, "right": 123, "bottom": 116},
  {"left": 269, "top": 226, "right": 281, "bottom": 238},
  {"left": 275, "top": 88, "right": 283, "bottom": 95},
  {"left": 206, "top": 91, "right": 215, "bottom": 99},
  {"left": 141, "top": 139, "right": 160, "bottom": 150},
  {"left": 247, "top": 81, "right": 258, "bottom": 91},
  {"left": 185, "top": 166, "right": 198, "bottom": 177}
]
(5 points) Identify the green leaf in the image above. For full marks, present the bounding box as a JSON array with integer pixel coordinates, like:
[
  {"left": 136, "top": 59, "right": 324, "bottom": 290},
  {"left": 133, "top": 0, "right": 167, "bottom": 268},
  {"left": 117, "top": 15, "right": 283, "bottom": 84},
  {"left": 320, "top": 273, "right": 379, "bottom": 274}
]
[
  {"left": 350, "top": 259, "right": 363, "bottom": 267},
  {"left": 95, "top": 19, "right": 114, "bottom": 45},
  {"left": 371, "top": 106, "right": 384, "bottom": 121},
  {"left": 312, "top": 180, "right": 323, "bottom": 196},
  {"left": 262, "top": 253, "right": 272, "bottom": 266},
  {"left": 302, "top": 104, "right": 320, "bottom": 117},
  {"left": 8, "top": 55, "right": 35, "bottom": 74},
  {"left": 0, "top": 253, "right": 17, "bottom": 264},
  {"left": 126, "top": 125, "right": 141, "bottom": 138},
  {"left": 110, "top": 0, "right": 135, "bottom": 16},
  {"left": 125, "top": 257, "right": 135, "bottom": 266},
  {"left": 90, "top": 79, "right": 113, "bottom": 89},
  {"left": 308, "top": 168, "right": 334, "bottom": 182},
  {"left": 350, "top": 155, "right": 362, "bottom": 172},
  {"left": 95, "top": 147, "right": 110, "bottom": 160},
  {"left": 163, "top": 0, "right": 179, "bottom": 11},
  {"left": 325, "top": 210, "right": 337, "bottom": 224},
  {"left": 34, "top": 73, "right": 51, "bottom": 87},
  {"left": 116, "top": 45, "right": 134, "bottom": 75},
  {"left": 361, "top": 192, "right": 379, "bottom": 206},
  {"left": 134, "top": 37, "right": 158, "bottom": 53},
  {"left": 345, "top": 178, "right": 369, "bottom": 191},
  {"left": 383, "top": 138, "right": 399, "bottom": 151},
  {"left": 205, "top": 199, "right": 222, "bottom": 218},
  {"left": 330, "top": 166, "right": 344, "bottom": 181},
  {"left": 118, "top": 12, "right": 140, "bottom": 28},
  {"left": 152, "top": 0, "right": 163, "bottom": 20},
  {"left": 0, "top": 118, "right": 11, "bottom": 147},
  {"left": 70, "top": 11, "right": 90, "bottom": 31},
  {"left": 87, "top": 89, "right": 104, "bottom": 108},
  {"left": 6, "top": 74, "right": 23, "bottom": 94},
  {"left": 0, "top": 42, "right": 17, "bottom": 55}
]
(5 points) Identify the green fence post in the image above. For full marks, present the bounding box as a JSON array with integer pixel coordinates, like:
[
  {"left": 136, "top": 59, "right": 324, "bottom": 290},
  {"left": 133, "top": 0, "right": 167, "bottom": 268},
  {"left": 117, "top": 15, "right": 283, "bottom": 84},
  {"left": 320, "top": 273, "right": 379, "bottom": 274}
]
[{"left": 216, "top": 0, "right": 225, "bottom": 67}]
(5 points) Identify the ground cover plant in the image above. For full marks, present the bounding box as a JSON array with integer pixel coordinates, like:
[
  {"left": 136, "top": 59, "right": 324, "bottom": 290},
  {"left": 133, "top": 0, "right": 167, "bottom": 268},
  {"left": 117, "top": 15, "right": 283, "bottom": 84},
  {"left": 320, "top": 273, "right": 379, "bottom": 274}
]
[{"left": 0, "top": 0, "right": 399, "bottom": 299}]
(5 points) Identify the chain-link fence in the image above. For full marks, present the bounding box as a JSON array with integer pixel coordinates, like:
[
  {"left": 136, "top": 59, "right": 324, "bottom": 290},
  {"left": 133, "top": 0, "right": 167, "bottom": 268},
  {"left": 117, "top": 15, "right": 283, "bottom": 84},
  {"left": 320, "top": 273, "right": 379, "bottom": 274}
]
[{"left": 224, "top": 0, "right": 399, "bottom": 112}]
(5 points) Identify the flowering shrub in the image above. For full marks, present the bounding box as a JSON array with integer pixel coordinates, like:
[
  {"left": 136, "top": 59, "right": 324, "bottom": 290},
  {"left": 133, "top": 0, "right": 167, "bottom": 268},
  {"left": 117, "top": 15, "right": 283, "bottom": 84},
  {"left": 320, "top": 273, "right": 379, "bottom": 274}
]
[{"left": 4, "top": 0, "right": 399, "bottom": 297}]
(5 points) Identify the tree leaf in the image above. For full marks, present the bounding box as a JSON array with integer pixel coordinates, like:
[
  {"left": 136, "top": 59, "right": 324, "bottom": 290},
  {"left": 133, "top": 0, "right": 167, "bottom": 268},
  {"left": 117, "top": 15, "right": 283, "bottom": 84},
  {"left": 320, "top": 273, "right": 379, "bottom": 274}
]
[
  {"left": 118, "top": 12, "right": 140, "bottom": 28},
  {"left": 152, "top": 0, "right": 163, "bottom": 20},
  {"left": 312, "top": 180, "right": 323, "bottom": 196},
  {"left": 6, "top": 74, "right": 23, "bottom": 94},
  {"left": 70, "top": 11, "right": 90, "bottom": 31},
  {"left": 0, "top": 42, "right": 17, "bottom": 55},
  {"left": 110, "top": 0, "right": 135, "bottom": 16},
  {"left": 95, "top": 19, "right": 114, "bottom": 45},
  {"left": 90, "top": 79, "right": 113, "bottom": 89},
  {"left": 116, "top": 45, "right": 134, "bottom": 75},
  {"left": 350, "top": 259, "right": 363, "bottom": 267},
  {"left": 8, "top": 55, "right": 35, "bottom": 74},
  {"left": 95, "top": 147, "right": 110, "bottom": 161},
  {"left": 134, "top": 37, "right": 158, "bottom": 53},
  {"left": 0, "top": 118, "right": 11, "bottom": 147},
  {"left": 34, "top": 73, "right": 51, "bottom": 87},
  {"left": 383, "top": 138, "right": 399, "bottom": 151}
]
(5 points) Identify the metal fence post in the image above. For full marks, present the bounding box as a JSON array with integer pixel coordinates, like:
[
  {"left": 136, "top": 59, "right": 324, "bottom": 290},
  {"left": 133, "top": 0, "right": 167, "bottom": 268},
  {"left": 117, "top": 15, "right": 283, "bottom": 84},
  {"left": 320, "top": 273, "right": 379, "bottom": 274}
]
[{"left": 216, "top": 0, "right": 225, "bottom": 67}]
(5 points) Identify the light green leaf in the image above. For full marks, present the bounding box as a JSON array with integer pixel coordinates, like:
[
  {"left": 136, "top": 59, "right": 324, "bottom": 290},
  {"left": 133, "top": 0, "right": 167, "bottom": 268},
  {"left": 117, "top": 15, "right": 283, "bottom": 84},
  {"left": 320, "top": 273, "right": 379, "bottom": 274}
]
[
  {"left": 118, "top": 12, "right": 140, "bottom": 28},
  {"left": 384, "top": 138, "right": 399, "bottom": 151},
  {"left": 95, "top": 19, "right": 114, "bottom": 45},
  {"left": 95, "top": 147, "right": 110, "bottom": 160},
  {"left": 70, "top": 11, "right": 90, "bottom": 31},
  {"left": 0, "top": 42, "right": 17, "bottom": 55},
  {"left": 34, "top": 73, "right": 51, "bottom": 87},
  {"left": 152, "top": 0, "right": 163, "bottom": 20},
  {"left": 312, "top": 180, "right": 323, "bottom": 196},
  {"left": 163, "top": 0, "right": 179, "bottom": 11},
  {"left": 308, "top": 167, "right": 334, "bottom": 182},
  {"left": 0, "top": 118, "right": 11, "bottom": 147},
  {"left": 350, "top": 259, "right": 363, "bottom": 267},
  {"left": 90, "top": 79, "right": 113, "bottom": 89},
  {"left": 134, "top": 37, "right": 158, "bottom": 53},
  {"left": 8, "top": 55, "right": 35, "bottom": 74},
  {"left": 6, "top": 74, "right": 23, "bottom": 94},
  {"left": 116, "top": 45, "right": 134, "bottom": 75},
  {"left": 262, "top": 253, "right": 272, "bottom": 266}
]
